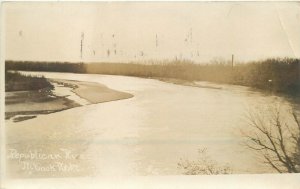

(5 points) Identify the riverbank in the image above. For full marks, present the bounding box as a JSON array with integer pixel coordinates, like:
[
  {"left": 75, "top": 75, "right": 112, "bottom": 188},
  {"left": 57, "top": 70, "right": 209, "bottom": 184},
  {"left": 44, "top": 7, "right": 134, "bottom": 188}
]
[
  {"left": 7, "top": 58, "right": 299, "bottom": 95},
  {"left": 5, "top": 79, "right": 133, "bottom": 122}
]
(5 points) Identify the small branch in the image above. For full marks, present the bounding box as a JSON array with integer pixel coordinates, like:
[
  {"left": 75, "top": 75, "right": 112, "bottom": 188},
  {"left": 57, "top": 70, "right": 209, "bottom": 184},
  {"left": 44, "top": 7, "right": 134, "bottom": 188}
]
[{"left": 263, "top": 154, "right": 283, "bottom": 173}]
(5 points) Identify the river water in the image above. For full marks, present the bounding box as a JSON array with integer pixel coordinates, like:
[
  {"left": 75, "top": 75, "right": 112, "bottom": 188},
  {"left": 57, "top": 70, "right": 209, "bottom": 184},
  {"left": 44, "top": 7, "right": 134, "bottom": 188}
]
[{"left": 6, "top": 72, "right": 300, "bottom": 177}]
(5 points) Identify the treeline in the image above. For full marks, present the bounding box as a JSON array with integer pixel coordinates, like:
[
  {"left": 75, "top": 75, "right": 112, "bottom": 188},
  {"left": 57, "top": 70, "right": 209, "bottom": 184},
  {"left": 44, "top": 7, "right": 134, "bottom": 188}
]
[
  {"left": 5, "top": 58, "right": 300, "bottom": 95},
  {"left": 231, "top": 58, "right": 300, "bottom": 94},
  {"left": 5, "top": 60, "right": 86, "bottom": 73},
  {"left": 86, "top": 58, "right": 300, "bottom": 95},
  {"left": 86, "top": 60, "right": 202, "bottom": 80}
]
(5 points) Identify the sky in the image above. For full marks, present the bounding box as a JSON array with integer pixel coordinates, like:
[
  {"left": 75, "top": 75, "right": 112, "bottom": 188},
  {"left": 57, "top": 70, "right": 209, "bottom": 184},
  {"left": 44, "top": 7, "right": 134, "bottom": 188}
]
[{"left": 4, "top": 2, "right": 300, "bottom": 63}]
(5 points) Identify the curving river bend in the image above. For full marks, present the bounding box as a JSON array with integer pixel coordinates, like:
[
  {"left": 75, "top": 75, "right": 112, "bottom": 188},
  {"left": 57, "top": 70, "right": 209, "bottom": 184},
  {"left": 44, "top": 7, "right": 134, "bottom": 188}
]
[{"left": 6, "top": 72, "right": 300, "bottom": 177}]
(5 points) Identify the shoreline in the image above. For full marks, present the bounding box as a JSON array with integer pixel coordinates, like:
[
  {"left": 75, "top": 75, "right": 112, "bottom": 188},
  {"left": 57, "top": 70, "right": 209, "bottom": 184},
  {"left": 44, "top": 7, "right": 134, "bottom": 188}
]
[
  {"left": 16, "top": 70, "right": 300, "bottom": 98},
  {"left": 5, "top": 79, "right": 134, "bottom": 122},
  {"left": 155, "top": 77, "right": 223, "bottom": 90}
]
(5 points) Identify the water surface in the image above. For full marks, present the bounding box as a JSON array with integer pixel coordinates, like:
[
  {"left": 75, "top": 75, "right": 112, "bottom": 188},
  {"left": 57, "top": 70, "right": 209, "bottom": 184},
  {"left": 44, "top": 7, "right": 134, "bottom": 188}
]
[{"left": 7, "top": 72, "right": 298, "bottom": 176}]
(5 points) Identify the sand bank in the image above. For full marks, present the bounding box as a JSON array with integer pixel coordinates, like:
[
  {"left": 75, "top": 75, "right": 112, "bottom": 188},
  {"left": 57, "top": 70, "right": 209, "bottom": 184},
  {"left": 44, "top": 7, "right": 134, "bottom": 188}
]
[
  {"left": 5, "top": 79, "right": 133, "bottom": 122},
  {"left": 54, "top": 79, "right": 133, "bottom": 104}
]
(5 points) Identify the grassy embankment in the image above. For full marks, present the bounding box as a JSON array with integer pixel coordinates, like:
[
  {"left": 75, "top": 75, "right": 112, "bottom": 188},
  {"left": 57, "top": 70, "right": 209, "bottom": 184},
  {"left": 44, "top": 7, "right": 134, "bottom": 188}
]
[
  {"left": 5, "top": 58, "right": 300, "bottom": 95},
  {"left": 5, "top": 70, "right": 80, "bottom": 122},
  {"left": 5, "top": 70, "right": 53, "bottom": 92}
]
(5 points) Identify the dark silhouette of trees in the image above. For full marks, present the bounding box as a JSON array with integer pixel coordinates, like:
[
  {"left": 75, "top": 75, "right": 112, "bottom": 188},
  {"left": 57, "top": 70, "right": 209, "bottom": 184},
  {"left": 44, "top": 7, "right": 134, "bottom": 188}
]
[{"left": 5, "top": 61, "right": 86, "bottom": 73}]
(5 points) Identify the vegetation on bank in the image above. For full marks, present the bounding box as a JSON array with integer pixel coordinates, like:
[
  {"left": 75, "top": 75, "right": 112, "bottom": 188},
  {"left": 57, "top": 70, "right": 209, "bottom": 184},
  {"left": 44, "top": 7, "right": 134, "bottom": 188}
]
[
  {"left": 5, "top": 58, "right": 300, "bottom": 95},
  {"left": 86, "top": 58, "right": 300, "bottom": 95},
  {"left": 5, "top": 71, "right": 80, "bottom": 122},
  {"left": 5, "top": 70, "right": 53, "bottom": 91}
]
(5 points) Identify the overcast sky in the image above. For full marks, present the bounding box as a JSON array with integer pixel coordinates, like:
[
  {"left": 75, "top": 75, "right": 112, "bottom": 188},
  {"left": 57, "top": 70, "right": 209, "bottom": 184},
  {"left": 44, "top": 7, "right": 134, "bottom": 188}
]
[{"left": 4, "top": 2, "right": 300, "bottom": 63}]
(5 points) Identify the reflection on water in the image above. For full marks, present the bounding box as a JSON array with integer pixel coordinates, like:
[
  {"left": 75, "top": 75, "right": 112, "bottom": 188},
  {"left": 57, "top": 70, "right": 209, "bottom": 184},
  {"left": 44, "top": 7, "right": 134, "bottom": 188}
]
[{"left": 6, "top": 72, "right": 299, "bottom": 177}]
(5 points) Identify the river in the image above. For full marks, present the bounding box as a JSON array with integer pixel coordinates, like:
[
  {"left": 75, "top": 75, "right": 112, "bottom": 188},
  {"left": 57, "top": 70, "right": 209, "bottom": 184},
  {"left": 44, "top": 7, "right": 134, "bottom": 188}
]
[{"left": 6, "top": 72, "right": 300, "bottom": 177}]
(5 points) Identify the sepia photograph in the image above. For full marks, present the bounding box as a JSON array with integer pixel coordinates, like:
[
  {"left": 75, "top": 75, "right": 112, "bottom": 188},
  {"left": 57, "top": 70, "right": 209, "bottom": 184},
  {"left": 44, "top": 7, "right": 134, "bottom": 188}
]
[{"left": 1, "top": 1, "right": 300, "bottom": 188}]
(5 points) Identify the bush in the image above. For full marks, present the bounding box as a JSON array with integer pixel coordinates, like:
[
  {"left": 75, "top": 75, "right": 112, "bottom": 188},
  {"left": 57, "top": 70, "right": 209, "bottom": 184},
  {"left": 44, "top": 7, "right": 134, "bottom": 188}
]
[{"left": 178, "top": 148, "right": 232, "bottom": 175}]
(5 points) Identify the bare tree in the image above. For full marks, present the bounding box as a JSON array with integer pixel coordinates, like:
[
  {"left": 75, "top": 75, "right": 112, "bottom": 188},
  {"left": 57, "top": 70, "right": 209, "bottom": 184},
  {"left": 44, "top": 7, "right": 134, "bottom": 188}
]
[
  {"left": 177, "top": 148, "right": 232, "bottom": 175},
  {"left": 243, "top": 105, "right": 300, "bottom": 173}
]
